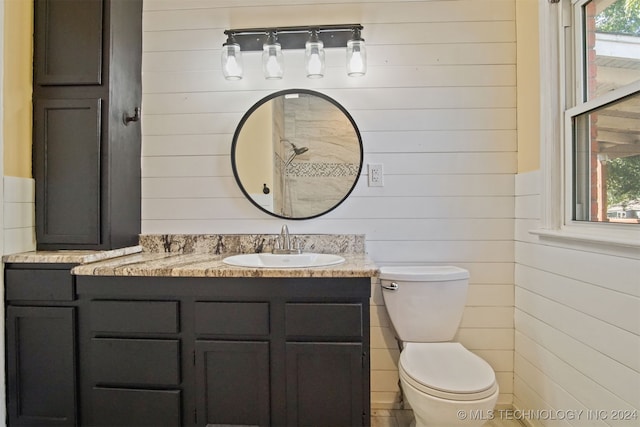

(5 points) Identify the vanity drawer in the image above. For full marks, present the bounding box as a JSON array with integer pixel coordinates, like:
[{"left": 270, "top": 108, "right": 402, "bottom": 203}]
[
  {"left": 91, "top": 338, "right": 180, "bottom": 386},
  {"left": 285, "top": 303, "right": 363, "bottom": 338},
  {"left": 195, "top": 302, "right": 269, "bottom": 336},
  {"left": 90, "top": 300, "right": 179, "bottom": 333},
  {"left": 92, "top": 387, "right": 181, "bottom": 427},
  {"left": 5, "top": 269, "right": 74, "bottom": 301}
]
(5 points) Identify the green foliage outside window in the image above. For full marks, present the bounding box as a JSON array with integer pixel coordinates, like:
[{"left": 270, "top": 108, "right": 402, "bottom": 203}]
[
  {"left": 607, "top": 155, "right": 640, "bottom": 206},
  {"left": 596, "top": 0, "right": 640, "bottom": 36}
]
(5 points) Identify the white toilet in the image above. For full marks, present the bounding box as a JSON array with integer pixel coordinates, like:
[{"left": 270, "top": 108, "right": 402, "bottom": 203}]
[{"left": 379, "top": 266, "right": 498, "bottom": 427}]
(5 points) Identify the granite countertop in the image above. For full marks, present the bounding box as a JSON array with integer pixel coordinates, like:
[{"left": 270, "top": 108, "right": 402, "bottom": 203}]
[
  {"left": 2, "top": 245, "right": 143, "bottom": 264},
  {"left": 4, "top": 234, "right": 378, "bottom": 278},
  {"left": 71, "top": 251, "right": 378, "bottom": 278}
]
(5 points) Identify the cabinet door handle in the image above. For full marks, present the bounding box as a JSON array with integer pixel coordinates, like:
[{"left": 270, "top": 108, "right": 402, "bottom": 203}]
[{"left": 123, "top": 107, "right": 141, "bottom": 125}]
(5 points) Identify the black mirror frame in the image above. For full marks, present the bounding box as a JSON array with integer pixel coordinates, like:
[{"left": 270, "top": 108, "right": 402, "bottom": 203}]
[{"left": 231, "top": 88, "right": 364, "bottom": 220}]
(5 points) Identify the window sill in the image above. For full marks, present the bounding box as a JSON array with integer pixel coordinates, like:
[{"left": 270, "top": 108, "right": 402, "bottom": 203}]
[{"left": 529, "top": 228, "right": 640, "bottom": 258}]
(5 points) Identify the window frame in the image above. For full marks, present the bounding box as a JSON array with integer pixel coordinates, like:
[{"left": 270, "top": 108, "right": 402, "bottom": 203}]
[{"left": 536, "top": 0, "right": 640, "bottom": 251}]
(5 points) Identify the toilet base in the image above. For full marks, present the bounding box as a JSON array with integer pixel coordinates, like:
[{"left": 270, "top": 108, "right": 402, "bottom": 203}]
[{"left": 401, "top": 375, "right": 498, "bottom": 427}]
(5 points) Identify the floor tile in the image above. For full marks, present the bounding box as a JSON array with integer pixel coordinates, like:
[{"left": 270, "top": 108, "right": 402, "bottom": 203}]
[
  {"left": 371, "top": 409, "right": 525, "bottom": 427},
  {"left": 394, "top": 409, "right": 415, "bottom": 427},
  {"left": 371, "top": 411, "right": 401, "bottom": 427}
]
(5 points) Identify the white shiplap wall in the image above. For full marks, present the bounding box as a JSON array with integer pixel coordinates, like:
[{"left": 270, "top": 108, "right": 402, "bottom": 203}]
[
  {"left": 141, "top": 0, "right": 517, "bottom": 407},
  {"left": 3, "top": 176, "right": 35, "bottom": 255},
  {"left": 514, "top": 171, "right": 640, "bottom": 426}
]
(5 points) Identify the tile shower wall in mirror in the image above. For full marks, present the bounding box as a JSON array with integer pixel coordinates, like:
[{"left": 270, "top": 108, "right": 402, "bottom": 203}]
[{"left": 275, "top": 94, "right": 360, "bottom": 218}]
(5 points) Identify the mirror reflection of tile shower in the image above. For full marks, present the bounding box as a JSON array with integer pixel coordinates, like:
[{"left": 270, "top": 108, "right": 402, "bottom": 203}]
[{"left": 273, "top": 93, "right": 361, "bottom": 217}]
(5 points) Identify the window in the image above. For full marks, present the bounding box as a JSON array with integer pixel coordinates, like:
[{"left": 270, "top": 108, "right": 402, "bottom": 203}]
[
  {"left": 565, "top": 0, "right": 640, "bottom": 233},
  {"left": 570, "top": 90, "right": 640, "bottom": 224}
]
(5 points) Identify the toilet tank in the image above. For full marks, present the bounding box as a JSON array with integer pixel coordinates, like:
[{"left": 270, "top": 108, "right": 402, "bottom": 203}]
[{"left": 379, "top": 266, "right": 469, "bottom": 342}]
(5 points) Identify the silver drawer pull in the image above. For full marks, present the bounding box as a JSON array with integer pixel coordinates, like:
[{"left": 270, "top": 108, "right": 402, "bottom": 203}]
[{"left": 381, "top": 282, "right": 398, "bottom": 291}]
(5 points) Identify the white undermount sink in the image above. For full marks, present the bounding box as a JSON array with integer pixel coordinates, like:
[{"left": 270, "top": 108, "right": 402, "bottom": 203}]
[{"left": 222, "top": 253, "right": 345, "bottom": 268}]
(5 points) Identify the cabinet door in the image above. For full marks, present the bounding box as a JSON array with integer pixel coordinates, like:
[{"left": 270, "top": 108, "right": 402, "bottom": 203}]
[
  {"left": 6, "top": 306, "right": 76, "bottom": 426},
  {"left": 34, "top": 98, "right": 102, "bottom": 245},
  {"left": 195, "top": 341, "right": 270, "bottom": 426},
  {"left": 34, "top": 0, "right": 103, "bottom": 85},
  {"left": 286, "top": 342, "right": 364, "bottom": 427}
]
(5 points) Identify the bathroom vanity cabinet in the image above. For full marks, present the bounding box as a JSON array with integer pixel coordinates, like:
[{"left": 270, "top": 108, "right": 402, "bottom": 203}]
[
  {"left": 4, "top": 263, "right": 79, "bottom": 427},
  {"left": 4, "top": 250, "right": 373, "bottom": 427},
  {"left": 75, "top": 275, "right": 371, "bottom": 427}
]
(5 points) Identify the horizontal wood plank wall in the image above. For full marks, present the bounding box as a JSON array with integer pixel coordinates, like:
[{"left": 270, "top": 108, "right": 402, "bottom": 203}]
[
  {"left": 3, "top": 177, "right": 36, "bottom": 254},
  {"left": 514, "top": 171, "right": 640, "bottom": 425},
  {"left": 141, "top": 0, "right": 517, "bottom": 407}
]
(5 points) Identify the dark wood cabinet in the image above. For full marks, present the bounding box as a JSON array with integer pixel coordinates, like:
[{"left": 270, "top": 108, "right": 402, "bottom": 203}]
[
  {"left": 5, "top": 272, "right": 371, "bottom": 426},
  {"left": 286, "top": 342, "right": 364, "bottom": 427},
  {"left": 34, "top": 0, "right": 104, "bottom": 85},
  {"left": 80, "top": 297, "right": 183, "bottom": 426},
  {"left": 75, "top": 276, "right": 371, "bottom": 427},
  {"left": 284, "top": 302, "right": 367, "bottom": 426},
  {"left": 32, "top": 0, "right": 142, "bottom": 250},
  {"left": 195, "top": 340, "right": 271, "bottom": 426},
  {"left": 6, "top": 307, "right": 77, "bottom": 426},
  {"left": 193, "top": 302, "right": 271, "bottom": 425},
  {"left": 33, "top": 98, "right": 102, "bottom": 245},
  {"left": 5, "top": 264, "right": 78, "bottom": 427}
]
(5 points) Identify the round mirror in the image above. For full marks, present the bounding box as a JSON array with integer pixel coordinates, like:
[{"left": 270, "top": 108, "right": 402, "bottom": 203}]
[{"left": 231, "top": 89, "right": 363, "bottom": 219}]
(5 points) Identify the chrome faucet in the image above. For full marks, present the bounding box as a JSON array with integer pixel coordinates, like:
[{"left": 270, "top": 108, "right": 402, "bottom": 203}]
[
  {"left": 281, "top": 224, "right": 291, "bottom": 251},
  {"left": 273, "top": 224, "right": 302, "bottom": 254}
]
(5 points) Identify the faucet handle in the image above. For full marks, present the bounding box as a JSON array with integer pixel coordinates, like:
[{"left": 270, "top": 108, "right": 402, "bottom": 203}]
[
  {"left": 292, "top": 238, "right": 302, "bottom": 254},
  {"left": 274, "top": 236, "right": 282, "bottom": 250}
]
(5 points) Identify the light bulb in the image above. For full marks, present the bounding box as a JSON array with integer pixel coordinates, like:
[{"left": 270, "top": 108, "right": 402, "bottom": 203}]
[
  {"left": 346, "top": 29, "right": 366, "bottom": 77},
  {"left": 222, "top": 49, "right": 242, "bottom": 80},
  {"left": 307, "top": 53, "right": 323, "bottom": 77},
  {"left": 221, "top": 35, "right": 242, "bottom": 80},
  {"left": 262, "top": 32, "right": 284, "bottom": 79},
  {"left": 305, "top": 30, "right": 325, "bottom": 78}
]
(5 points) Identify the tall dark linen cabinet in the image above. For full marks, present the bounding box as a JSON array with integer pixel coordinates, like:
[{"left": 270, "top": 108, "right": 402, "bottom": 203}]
[{"left": 33, "top": 0, "right": 142, "bottom": 250}]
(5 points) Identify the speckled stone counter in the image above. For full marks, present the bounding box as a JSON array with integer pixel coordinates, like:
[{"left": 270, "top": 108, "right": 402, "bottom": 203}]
[
  {"left": 2, "top": 245, "right": 143, "bottom": 264},
  {"left": 138, "top": 233, "right": 366, "bottom": 256},
  {"left": 72, "top": 234, "right": 377, "bottom": 278},
  {"left": 71, "top": 251, "right": 377, "bottom": 278}
]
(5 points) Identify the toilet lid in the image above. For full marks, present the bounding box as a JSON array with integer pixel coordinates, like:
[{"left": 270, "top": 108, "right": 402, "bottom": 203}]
[
  {"left": 399, "top": 342, "right": 498, "bottom": 401},
  {"left": 379, "top": 265, "right": 469, "bottom": 281}
]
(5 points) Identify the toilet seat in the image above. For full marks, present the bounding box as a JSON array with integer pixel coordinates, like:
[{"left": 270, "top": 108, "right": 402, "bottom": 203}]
[{"left": 399, "top": 342, "right": 498, "bottom": 401}]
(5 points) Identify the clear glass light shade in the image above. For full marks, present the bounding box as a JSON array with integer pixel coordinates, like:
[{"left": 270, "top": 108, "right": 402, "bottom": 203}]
[
  {"left": 262, "top": 43, "right": 284, "bottom": 80},
  {"left": 346, "top": 39, "right": 366, "bottom": 77},
  {"left": 305, "top": 39, "right": 325, "bottom": 78},
  {"left": 221, "top": 43, "right": 243, "bottom": 80}
]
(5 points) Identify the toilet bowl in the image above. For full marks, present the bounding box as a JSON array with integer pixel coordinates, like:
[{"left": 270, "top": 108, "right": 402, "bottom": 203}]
[
  {"left": 399, "top": 342, "right": 498, "bottom": 427},
  {"left": 379, "top": 266, "right": 499, "bottom": 427}
]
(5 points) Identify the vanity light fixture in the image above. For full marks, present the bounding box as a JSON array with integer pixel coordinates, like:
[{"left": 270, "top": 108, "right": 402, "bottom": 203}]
[
  {"left": 221, "top": 33, "right": 243, "bottom": 80},
  {"left": 222, "top": 24, "right": 365, "bottom": 80}
]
